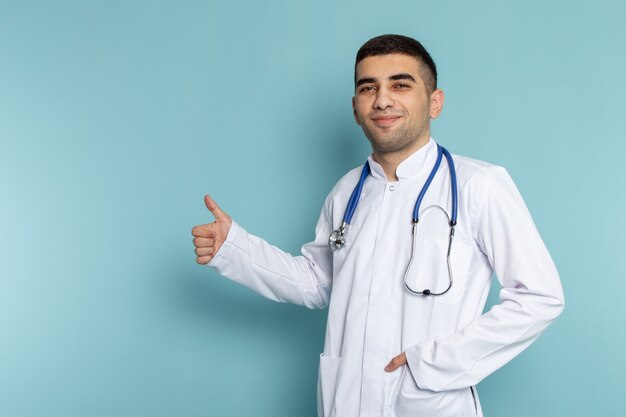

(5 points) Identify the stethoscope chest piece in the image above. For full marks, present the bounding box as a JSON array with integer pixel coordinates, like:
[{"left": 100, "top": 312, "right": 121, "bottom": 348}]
[{"left": 329, "top": 223, "right": 348, "bottom": 250}]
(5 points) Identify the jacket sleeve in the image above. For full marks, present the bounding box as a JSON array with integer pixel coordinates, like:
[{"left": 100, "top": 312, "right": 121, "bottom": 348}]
[
  {"left": 404, "top": 166, "right": 565, "bottom": 391},
  {"left": 206, "top": 198, "right": 334, "bottom": 309}
]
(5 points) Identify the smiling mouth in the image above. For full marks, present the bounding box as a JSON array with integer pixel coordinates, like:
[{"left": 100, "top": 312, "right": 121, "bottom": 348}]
[{"left": 371, "top": 116, "right": 401, "bottom": 126}]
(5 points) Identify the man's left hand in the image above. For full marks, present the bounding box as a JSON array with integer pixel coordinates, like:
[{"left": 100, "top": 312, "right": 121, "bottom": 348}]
[{"left": 385, "top": 352, "right": 407, "bottom": 372}]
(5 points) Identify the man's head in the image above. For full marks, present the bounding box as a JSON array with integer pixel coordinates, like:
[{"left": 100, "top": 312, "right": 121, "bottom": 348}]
[
  {"left": 354, "top": 34, "right": 437, "bottom": 95},
  {"left": 352, "top": 34, "right": 443, "bottom": 156}
]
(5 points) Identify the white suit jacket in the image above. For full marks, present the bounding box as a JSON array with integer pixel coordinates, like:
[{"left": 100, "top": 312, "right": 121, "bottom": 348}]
[{"left": 208, "top": 138, "right": 564, "bottom": 417}]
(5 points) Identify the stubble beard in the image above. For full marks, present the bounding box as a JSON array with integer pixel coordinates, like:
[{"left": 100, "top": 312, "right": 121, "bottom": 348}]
[{"left": 364, "top": 119, "right": 429, "bottom": 155}]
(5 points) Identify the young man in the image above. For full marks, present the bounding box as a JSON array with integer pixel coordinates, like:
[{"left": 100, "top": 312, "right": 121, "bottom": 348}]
[{"left": 192, "top": 34, "right": 564, "bottom": 417}]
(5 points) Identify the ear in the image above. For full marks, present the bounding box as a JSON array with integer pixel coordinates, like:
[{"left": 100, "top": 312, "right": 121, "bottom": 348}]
[
  {"left": 352, "top": 96, "right": 361, "bottom": 125},
  {"left": 429, "top": 89, "right": 445, "bottom": 119}
]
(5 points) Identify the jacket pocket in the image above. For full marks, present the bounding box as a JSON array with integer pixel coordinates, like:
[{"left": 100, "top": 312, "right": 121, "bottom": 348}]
[
  {"left": 385, "top": 365, "right": 407, "bottom": 412},
  {"left": 395, "top": 368, "right": 474, "bottom": 417},
  {"left": 317, "top": 354, "right": 341, "bottom": 417}
]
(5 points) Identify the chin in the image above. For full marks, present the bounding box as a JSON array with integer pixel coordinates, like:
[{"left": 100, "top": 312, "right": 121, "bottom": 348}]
[
  {"left": 371, "top": 141, "right": 408, "bottom": 154},
  {"left": 368, "top": 135, "right": 410, "bottom": 153}
]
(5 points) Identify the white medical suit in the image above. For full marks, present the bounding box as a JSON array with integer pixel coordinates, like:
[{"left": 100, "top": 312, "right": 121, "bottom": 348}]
[{"left": 207, "top": 138, "right": 564, "bottom": 417}]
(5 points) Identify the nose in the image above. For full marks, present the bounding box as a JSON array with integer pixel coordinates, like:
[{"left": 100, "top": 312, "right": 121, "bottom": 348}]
[{"left": 373, "top": 88, "right": 394, "bottom": 110}]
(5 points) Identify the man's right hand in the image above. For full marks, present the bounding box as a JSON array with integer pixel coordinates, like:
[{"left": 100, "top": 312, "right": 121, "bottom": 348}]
[{"left": 192, "top": 195, "right": 233, "bottom": 265}]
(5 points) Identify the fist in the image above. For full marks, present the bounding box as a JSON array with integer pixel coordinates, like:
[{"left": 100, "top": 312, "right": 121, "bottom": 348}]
[{"left": 192, "top": 195, "right": 233, "bottom": 264}]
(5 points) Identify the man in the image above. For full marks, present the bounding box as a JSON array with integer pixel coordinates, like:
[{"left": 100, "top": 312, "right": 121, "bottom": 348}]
[{"left": 192, "top": 34, "right": 564, "bottom": 417}]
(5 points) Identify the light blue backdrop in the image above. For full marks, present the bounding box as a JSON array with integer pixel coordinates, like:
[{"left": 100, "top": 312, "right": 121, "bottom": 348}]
[{"left": 1, "top": 0, "right": 624, "bottom": 416}]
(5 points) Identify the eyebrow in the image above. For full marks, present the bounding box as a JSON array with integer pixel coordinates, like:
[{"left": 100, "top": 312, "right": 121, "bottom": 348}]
[
  {"left": 389, "top": 73, "right": 416, "bottom": 83},
  {"left": 355, "top": 77, "right": 376, "bottom": 88},
  {"left": 355, "top": 73, "right": 417, "bottom": 88}
]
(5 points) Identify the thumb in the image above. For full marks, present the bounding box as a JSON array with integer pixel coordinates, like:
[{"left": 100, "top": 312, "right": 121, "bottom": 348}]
[{"left": 204, "top": 194, "right": 229, "bottom": 221}]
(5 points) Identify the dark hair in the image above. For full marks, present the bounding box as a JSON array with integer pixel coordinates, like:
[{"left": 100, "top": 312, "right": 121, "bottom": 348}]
[{"left": 354, "top": 34, "right": 437, "bottom": 94}]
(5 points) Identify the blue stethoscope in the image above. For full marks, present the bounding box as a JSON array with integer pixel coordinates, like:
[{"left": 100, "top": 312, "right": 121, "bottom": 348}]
[{"left": 329, "top": 144, "right": 458, "bottom": 296}]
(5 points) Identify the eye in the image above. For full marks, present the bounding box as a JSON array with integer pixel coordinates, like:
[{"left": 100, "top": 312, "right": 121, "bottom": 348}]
[
  {"left": 359, "top": 85, "right": 376, "bottom": 93},
  {"left": 394, "top": 83, "right": 410, "bottom": 89}
]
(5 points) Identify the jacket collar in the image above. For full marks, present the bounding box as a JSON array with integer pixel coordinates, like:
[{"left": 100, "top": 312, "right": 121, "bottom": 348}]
[{"left": 366, "top": 138, "right": 437, "bottom": 181}]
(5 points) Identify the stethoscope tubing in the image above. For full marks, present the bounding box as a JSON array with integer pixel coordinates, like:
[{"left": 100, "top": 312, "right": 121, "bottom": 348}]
[
  {"left": 340, "top": 144, "right": 457, "bottom": 228},
  {"left": 344, "top": 162, "right": 371, "bottom": 226},
  {"left": 330, "top": 143, "right": 459, "bottom": 297},
  {"left": 442, "top": 146, "right": 458, "bottom": 226}
]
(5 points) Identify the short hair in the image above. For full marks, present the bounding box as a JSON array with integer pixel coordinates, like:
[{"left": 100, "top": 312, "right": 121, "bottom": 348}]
[{"left": 354, "top": 34, "right": 437, "bottom": 94}]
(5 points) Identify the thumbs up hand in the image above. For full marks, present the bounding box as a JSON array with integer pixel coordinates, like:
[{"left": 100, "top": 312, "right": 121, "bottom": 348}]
[{"left": 192, "top": 195, "right": 233, "bottom": 264}]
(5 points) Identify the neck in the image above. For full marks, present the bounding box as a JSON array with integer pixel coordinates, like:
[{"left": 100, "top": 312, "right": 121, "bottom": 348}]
[{"left": 372, "top": 136, "right": 430, "bottom": 181}]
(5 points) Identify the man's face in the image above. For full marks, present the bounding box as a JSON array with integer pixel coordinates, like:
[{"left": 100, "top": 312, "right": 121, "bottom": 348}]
[{"left": 352, "top": 54, "right": 439, "bottom": 154}]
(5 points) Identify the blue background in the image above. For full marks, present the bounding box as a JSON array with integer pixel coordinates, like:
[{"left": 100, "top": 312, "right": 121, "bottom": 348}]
[{"left": 1, "top": 0, "right": 624, "bottom": 416}]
